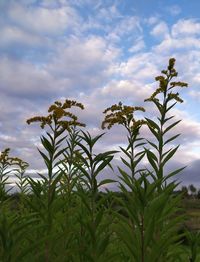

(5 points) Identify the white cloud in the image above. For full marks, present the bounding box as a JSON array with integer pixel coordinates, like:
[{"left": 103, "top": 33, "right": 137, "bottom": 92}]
[
  {"left": 190, "top": 90, "right": 200, "bottom": 100},
  {"left": 118, "top": 53, "right": 159, "bottom": 81},
  {"left": 48, "top": 36, "right": 119, "bottom": 91},
  {"left": 115, "top": 16, "right": 142, "bottom": 36},
  {"left": 155, "top": 36, "right": 200, "bottom": 54},
  {"left": 129, "top": 38, "right": 145, "bottom": 53},
  {"left": 151, "top": 21, "right": 169, "bottom": 39},
  {"left": 7, "top": 2, "right": 79, "bottom": 35},
  {"left": 96, "top": 4, "right": 122, "bottom": 22},
  {"left": 0, "top": 56, "right": 70, "bottom": 98},
  {"left": 0, "top": 25, "right": 44, "bottom": 47},
  {"left": 146, "top": 16, "right": 159, "bottom": 25},
  {"left": 172, "top": 19, "right": 200, "bottom": 37},
  {"left": 101, "top": 79, "right": 149, "bottom": 99},
  {"left": 106, "top": 15, "right": 142, "bottom": 44}
]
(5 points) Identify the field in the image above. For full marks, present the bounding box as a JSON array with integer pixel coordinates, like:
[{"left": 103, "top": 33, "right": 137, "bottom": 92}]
[{"left": 182, "top": 198, "right": 200, "bottom": 231}]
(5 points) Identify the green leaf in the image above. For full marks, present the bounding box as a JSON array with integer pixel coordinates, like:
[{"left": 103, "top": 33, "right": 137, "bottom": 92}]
[
  {"left": 145, "top": 148, "right": 158, "bottom": 163},
  {"left": 166, "top": 101, "right": 177, "bottom": 112},
  {"left": 153, "top": 99, "right": 163, "bottom": 115},
  {"left": 164, "top": 134, "right": 180, "bottom": 145},
  {"left": 74, "top": 153, "right": 90, "bottom": 169},
  {"left": 135, "top": 142, "right": 146, "bottom": 148},
  {"left": 163, "top": 115, "right": 175, "bottom": 124},
  {"left": 120, "top": 157, "right": 131, "bottom": 169},
  {"left": 91, "top": 133, "right": 105, "bottom": 147},
  {"left": 134, "top": 152, "right": 145, "bottom": 167},
  {"left": 148, "top": 125, "right": 160, "bottom": 142},
  {"left": 119, "top": 146, "right": 132, "bottom": 159},
  {"left": 94, "top": 156, "right": 113, "bottom": 177},
  {"left": 41, "top": 135, "right": 53, "bottom": 153},
  {"left": 135, "top": 151, "right": 145, "bottom": 158},
  {"left": 74, "top": 163, "right": 91, "bottom": 182},
  {"left": 164, "top": 166, "right": 186, "bottom": 180},
  {"left": 53, "top": 148, "right": 66, "bottom": 161},
  {"left": 162, "top": 145, "right": 179, "bottom": 167},
  {"left": 56, "top": 134, "right": 68, "bottom": 146},
  {"left": 162, "top": 148, "right": 173, "bottom": 159},
  {"left": 146, "top": 140, "right": 158, "bottom": 151},
  {"left": 98, "top": 179, "right": 116, "bottom": 188},
  {"left": 93, "top": 150, "right": 118, "bottom": 163},
  {"left": 79, "top": 131, "right": 105, "bottom": 149},
  {"left": 46, "top": 132, "right": 54, "bottom": 144},
  {"left": 37, "top": 172, "right": 48, "bottom": 182},
  {"left": 145, "top": 149, "right": 158, "bottom": 173},
  {"left": 38, "top": 149, "right": 50, "bottom": 168},
  {"left": 76, "top": 141, "right": 92, "bottom": 162},
  {"left": 145, "top": 117, "right": 160, "bottom": 131},
  {"left": 163, "top": 120, "right": 181, "bottom": 134}
]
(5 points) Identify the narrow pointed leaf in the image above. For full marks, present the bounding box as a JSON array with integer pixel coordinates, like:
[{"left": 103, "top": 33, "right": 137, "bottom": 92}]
[
  {"left": 145, "top": 117, "right": 160, "bottom": 131},
  {"left": 163, "top": 120, "right": 181, "bottom": 134},
  {"left": 164, "top": 134, "right": 180, "bottom": 145},
  {"left": 162, "top": 145, "right": 179, "bottom": 167}
]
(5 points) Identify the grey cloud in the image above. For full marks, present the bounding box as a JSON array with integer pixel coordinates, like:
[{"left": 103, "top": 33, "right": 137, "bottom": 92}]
[
  {"left": 167, "top": 159, "right": 200, "bottom": 188},
  {"left": 0, "top": 25, "right": 44, "bottom": 48},
  {"left": 0, "top": 56, "right": 73, "bottom": 99},
  {"left": 47, "top": 36, "right": 119, "bottom": 93},
  {"left": 7, "top": 2, "right": 79, "bottom": 35}
]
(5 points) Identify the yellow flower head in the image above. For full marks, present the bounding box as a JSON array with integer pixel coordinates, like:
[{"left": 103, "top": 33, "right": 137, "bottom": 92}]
[
  {"left": 0, "top": 148, "right": 10, "bottom": 162},
  {"left": 145, "top": 58, "right": 188, "bottom": 103},
  {"left": 9, "top": 157, "right": 29, "bottom": 171},
  {"left": 27, "top": 99, "right": 86, "bottom": 130},
  {"left": 102, "top": 102, "right": 146, "bottom": 131}
]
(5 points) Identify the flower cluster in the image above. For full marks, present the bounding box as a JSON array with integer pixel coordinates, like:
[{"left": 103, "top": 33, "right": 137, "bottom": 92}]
[
  {"left": 10, "top": 157, "right": 29, "bottom": 171},
  {"left": 0, "top": 148, "right": 28, "bottom": 171},
  {"left": 0, "top": 148, "right": 10, "bottom": 163},
  {"left": 145, "top": 58, "right": 188, "bottom": 103},
  {"left": 27, "top": 99, "right": 86, "bottom": 130},
  {"left": 102, "top": 102, "right": 146, "bottom": 131},
  {"left": 27, "top": 116, "right": 52, "bottom": 129}
]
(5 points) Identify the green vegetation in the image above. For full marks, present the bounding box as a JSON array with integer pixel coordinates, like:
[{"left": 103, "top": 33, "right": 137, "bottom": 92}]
[{"left": 0, "top": 58, "right": 199, "bottom": 261}]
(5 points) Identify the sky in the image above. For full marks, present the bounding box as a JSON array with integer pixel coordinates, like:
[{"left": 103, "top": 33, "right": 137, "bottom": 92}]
[{"left": 1, "top": 0, "right": 200, "bottom": 188}]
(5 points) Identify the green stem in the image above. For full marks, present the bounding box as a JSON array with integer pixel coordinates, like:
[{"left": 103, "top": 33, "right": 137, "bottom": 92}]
[{"left": 141, "top": 214, "right": 144, "bottom": 262}]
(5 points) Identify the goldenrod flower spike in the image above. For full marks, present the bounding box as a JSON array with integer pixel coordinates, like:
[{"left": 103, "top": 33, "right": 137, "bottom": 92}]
[
  {"left": 0, "top": 148, "right": 10, "bottom": 162},
  {"left": 145, "top": 58, "right": 188, "bottom": 103},
  {"left": 102, "top": 101, "right": 146, "bottom": 130},
  {"left": 26, "top": 99, "right": 85, "bottom": 129}
]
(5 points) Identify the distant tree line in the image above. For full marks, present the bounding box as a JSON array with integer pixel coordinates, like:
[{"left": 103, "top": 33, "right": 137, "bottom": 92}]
[{"left": 180, "top": 184, "right": 200, "bottom": 199}]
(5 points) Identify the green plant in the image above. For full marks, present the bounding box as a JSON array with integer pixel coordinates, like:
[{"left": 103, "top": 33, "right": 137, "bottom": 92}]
[
  {"left": 188, "top": 230, "right": 200, "bottom": 261},
  {"left": 74, "top": 130, "right": 117, "bottom": 261},
  {"left": 0, "top": 209, "right": 39, "bottom": 262},
  {"left": 26, "top": 99, "right": 85, "bottom": 261},
  {"left": 101, "top": 58, "right": 187, "bottom": 261},
  {"left": 14, "top": 158, "right": 29, "bottom": 195},
  {"left": 144, "top": 58, "right": 188, "bottom": 186},
  {"left": 59, "top": 126, "right": 83, "bottom": 199},
  {"left": 102, "top": 102, "right": 146, "bottom": 180},
  {"left": 0, "top": 149, "right": 28, "bottom": 201}
]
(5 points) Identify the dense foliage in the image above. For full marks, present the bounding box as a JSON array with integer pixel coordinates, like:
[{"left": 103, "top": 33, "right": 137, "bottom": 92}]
[{"left": 0, "top": 59, "right": 199, "bottom": 261}]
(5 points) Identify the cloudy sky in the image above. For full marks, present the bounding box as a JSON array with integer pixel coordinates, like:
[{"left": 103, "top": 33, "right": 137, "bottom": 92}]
[{"left": 1, "top": 0, "right": 200, "bottom": 188}]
